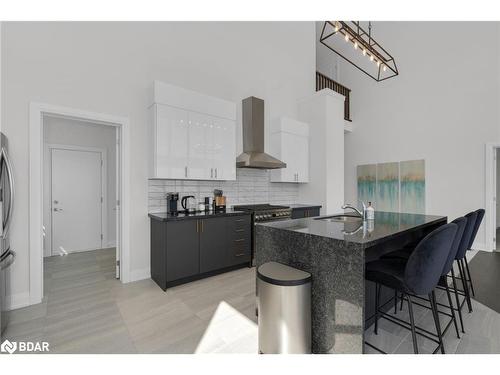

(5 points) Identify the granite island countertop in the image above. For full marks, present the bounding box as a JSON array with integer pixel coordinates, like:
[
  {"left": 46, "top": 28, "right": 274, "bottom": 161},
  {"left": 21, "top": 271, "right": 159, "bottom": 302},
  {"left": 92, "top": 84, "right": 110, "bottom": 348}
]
[{"left": 257, "top": 211, "right": 446, "bottom": 247}]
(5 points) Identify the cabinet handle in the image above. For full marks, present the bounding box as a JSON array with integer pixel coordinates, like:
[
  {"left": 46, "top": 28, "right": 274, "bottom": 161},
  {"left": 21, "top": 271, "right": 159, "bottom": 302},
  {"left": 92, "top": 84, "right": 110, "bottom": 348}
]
[
  {"left": 235, "top": 229, "right": 245, "bottom": 232},
  {"left": 215, "top": 168, "right": 218, "bottom": 179},
  {"left": 211, "top": 168, "right": 213, "bottom": 178},
  {"left": 185, "top": 166, "right": 188, "bottom": 178},
  {"left": 235, "top": 219, "right": 245, "bottom": 222},
  {"left": 201, "top": 220, "right": 204, "bottom": 232},
  {"left": 234, "top": 253, "right": 245, "bottom": 257},
  {"left": 234, "top": 238, "right": 245, "bottom": 242},
  {"left": 196, "top": 220, "right": 199, "bottom": 233}
]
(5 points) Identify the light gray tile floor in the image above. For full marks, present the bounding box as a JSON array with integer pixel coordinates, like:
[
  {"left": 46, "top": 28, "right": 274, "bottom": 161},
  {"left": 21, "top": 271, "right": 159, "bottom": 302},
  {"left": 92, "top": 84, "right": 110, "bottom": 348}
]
[
  {"left": 4, "top": 248, "right": 256, "bottom": 354},
  {"left": 364, "top": 287, "right": 500, "bottom": 354},
  {"left": 4, "top": 248, "right": 499, "bottom": 354}
]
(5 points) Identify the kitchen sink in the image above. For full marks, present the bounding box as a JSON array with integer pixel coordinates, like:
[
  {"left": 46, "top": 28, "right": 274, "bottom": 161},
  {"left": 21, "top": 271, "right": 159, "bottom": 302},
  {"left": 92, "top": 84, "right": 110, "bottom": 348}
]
[{"left": 315, "top": 214, "right": 363, "bottom": 223}]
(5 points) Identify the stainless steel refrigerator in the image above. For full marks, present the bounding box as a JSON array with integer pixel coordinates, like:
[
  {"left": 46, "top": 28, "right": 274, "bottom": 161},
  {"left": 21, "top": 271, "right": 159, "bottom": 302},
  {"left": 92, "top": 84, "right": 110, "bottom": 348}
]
[{"left": 0, "top": 132, "right": 15, "bottom": 339}]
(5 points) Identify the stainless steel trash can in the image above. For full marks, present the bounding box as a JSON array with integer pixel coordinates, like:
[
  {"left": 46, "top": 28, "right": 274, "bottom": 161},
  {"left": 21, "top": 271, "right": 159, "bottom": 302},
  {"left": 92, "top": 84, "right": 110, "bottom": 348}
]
[{"left": 257, "top": 262, "right": 312, "bottom": 354}]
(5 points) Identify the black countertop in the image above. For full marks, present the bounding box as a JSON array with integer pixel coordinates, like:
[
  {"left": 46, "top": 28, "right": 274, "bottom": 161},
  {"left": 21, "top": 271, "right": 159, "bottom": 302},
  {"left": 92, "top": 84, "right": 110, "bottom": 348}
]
[
  {"left": 257, "top": 211, "right": 446, "bottom": 248},
  {"left": 149, "top": 209, "right": 250, "bottom": 222},
  {"left": 288, "top": 204, "right": 322, "bottom": 210}
]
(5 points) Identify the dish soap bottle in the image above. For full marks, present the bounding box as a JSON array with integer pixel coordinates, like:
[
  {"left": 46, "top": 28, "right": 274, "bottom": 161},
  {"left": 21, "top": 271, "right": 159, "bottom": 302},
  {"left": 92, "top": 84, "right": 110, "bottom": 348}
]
[{"left": 366, "top": 202, "right": 375, "bottom": 220}]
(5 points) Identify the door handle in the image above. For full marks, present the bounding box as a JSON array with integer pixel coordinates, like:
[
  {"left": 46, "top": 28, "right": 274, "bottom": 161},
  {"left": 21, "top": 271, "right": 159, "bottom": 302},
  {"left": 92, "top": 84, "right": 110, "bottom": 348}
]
[
  {"left": 0, "top": 147, "right": 15, "bottom": 238},
  {"left": 0, "top": 250, "right": 15, "bottom": 270}
]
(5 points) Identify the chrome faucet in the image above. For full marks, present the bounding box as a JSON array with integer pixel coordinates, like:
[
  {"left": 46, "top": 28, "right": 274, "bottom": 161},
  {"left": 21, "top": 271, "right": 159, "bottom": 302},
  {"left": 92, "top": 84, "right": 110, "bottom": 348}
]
[{"left": 341, "top": 202, "right": 367, "bottom": 220}]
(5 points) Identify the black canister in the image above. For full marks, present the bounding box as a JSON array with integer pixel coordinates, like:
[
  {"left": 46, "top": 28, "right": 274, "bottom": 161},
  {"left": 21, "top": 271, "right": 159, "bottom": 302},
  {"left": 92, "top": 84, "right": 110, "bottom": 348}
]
[{"left": 166, "top": 192, "right": 179, "bottom": 215}]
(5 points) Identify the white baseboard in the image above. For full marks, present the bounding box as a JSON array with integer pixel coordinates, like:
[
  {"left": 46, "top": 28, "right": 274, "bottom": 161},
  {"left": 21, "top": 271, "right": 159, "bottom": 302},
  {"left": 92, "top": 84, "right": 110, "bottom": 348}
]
[
  {"left": 106, "top": 241, "right": 116, "bottom": 248},
  {"left": 126, "top": 267, "right": 150, "bottom": 283},
  {"left": 5, "top": 292, "right": 31, "bottom": 311},
  {"left": 471, "top": 242, "right": 487, "bottom": 252}
]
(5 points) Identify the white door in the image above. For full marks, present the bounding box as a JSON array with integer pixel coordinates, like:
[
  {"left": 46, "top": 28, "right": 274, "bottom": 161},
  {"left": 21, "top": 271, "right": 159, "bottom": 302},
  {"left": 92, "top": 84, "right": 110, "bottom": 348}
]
[
  {"left": 51, "top": 148, "right": 103, "bottom": 254},
  {"left": 156, "top": 104, "right": 189, "bottom": 179}
]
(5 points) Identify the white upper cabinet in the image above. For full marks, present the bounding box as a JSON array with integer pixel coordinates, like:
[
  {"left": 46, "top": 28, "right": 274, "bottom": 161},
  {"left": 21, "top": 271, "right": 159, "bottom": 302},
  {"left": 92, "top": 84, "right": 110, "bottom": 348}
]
[
  {"left": 211, "top": 116, "right": 236, "bottom": 181},
  {"left": 270, "top": 118, "right": 309, "bottom": 183},
  {"left": 154, "top": 104, "right": 189, "bottom": 179},
  {"left": 149, "top": 81, "right": 237, "bottom": 180}
]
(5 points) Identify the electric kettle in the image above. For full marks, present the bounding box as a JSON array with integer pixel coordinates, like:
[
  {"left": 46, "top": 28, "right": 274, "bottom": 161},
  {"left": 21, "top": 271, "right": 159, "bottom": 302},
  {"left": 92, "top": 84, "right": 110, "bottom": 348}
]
[{"left": 181, "top": 195, "right": 197, "bottom": 213}]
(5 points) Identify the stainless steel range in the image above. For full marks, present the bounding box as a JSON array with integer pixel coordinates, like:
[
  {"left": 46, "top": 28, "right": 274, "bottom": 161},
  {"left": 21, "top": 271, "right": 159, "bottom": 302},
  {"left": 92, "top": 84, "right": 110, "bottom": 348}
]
[
  {"left": 232, "top": 204, "right": 292, "bottom": 265},
  {"left": 233, "top": 204, "right": 292, "bottom": 223}
]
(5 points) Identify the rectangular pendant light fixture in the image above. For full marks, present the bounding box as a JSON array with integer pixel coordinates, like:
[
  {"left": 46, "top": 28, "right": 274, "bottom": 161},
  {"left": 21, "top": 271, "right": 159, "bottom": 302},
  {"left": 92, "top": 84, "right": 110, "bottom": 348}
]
[{"left": 320, "top": 21, "right": 399, "bottom": 82}]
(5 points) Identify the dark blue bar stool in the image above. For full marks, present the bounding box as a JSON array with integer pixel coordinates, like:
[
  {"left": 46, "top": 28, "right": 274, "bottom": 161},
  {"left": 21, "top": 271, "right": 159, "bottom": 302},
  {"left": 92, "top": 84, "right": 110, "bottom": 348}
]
[
  {"left": 365, "top": 223, "right": 458, "bottom": 354},
  {"left": 463, "top": 208, "right": 484, "bottom": 297},
  {"left": 455, "top": 211, "right": 478, "bottom": 314},
  {"left": 383, "top": 217, "right": 468, "bottom": 337}
]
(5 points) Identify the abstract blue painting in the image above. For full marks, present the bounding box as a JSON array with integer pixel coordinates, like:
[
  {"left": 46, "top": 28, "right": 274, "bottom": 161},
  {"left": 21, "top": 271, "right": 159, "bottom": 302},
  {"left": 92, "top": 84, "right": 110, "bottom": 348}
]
[
  {"left": 376, "top": 162, "right": 399, "bottom": 212},
  {"left": 400, "top": 159, "right": 425, "bottom": 214},
  {"left": 357, "top": 164, "right": 376, "bottom": 206}
]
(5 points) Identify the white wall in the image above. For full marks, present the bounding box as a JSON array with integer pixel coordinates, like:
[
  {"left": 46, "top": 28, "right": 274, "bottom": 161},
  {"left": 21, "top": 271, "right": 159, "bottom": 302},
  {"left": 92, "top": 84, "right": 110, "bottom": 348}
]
[
  {"left": 298, "top": 89, "right": 345, "bottom": 214},
  {"left": 317, "top": 22, "right": 500, "bottom": 249},
  {"left": 315, "top": 22, "right": 338, "bottom": 80},
  {"left": 2, "top": 22, "right": 315, "bottom": 302},
  {"left": 43, "top": 116, "right": 117, "bottom": 256}
]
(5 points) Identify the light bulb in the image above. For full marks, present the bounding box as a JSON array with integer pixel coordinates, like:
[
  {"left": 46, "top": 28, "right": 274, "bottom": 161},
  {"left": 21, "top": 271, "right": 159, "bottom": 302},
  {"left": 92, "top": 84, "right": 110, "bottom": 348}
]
[
  {"left": 344, "top": 33, "right": 349, "bottom": 42},
  {"left": 362, "top": 49, "right": 366, "bottom": 56},
  {"left": 370, "top": 55, "right": 374, "bottom": 62},
  {"left": 383, "top": 65, "right": 387, "bottom": 72},
  {"left": 377, "top": 61, "right": 381, "bottom": 67},
  {"left": 334, "top": 22, "right": 339, "bottom": 32},
  {"left": 354, "top": 41, "right": 358, "bottom": 50}
]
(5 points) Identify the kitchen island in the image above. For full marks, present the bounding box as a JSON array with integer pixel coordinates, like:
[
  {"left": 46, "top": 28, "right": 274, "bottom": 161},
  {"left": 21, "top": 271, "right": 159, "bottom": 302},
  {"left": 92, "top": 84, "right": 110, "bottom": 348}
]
[{"left": 255, "top": 211, "right": 447, "bottom": 354}]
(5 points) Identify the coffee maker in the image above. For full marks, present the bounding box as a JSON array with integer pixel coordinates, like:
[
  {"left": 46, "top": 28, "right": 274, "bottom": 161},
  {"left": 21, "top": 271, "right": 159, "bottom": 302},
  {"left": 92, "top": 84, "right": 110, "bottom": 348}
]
[
  {"left": 213, "top": 189, "right": 226, "bottom": 212},
  {"left": 166, "top": 192, "right": 179, "bottom": 215}
]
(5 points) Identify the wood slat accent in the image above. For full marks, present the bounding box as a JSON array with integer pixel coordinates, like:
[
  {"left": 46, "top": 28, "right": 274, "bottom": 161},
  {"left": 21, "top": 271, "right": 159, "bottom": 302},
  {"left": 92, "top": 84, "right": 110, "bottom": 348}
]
[{"left": 316, "top": 71, "right": 352, "bottom": 122}]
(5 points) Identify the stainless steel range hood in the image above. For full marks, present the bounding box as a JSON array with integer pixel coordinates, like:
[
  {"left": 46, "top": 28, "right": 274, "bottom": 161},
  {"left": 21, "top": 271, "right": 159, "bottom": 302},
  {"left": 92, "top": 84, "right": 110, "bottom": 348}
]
[{"left": 236, "top": 96, "right": 286, "bottom": 169}]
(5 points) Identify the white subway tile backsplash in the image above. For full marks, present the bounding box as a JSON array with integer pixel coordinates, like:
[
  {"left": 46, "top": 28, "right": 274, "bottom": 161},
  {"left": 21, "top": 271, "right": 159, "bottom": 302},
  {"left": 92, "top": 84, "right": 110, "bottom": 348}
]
[{"left": 148, "top": 168, "right": 300, "bottom": 212}]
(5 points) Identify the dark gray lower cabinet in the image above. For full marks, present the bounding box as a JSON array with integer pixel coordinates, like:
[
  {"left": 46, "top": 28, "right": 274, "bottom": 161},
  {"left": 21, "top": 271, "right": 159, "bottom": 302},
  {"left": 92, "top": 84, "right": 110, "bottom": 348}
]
[
  {"left": 150, "top": 214, "right": 251, "bottom": 290},
  {"left": 200, "top": 217, "right": 229, "bottom": 273},
  {"left": 227, "top": 215, "right": 251, "bottom": 266},
  {"left": 166, "top": 219, "right": 199, "bottom": 282}
]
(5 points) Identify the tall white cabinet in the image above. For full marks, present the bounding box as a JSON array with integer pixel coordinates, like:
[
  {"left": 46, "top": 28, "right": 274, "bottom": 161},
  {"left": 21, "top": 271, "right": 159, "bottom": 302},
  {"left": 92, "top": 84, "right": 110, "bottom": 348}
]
[
  {"left": 270, "top": 118, "right": 309, "bottom": 183},
  {"left": 149, "top": 81, "right": 236, "bottom": 181}
]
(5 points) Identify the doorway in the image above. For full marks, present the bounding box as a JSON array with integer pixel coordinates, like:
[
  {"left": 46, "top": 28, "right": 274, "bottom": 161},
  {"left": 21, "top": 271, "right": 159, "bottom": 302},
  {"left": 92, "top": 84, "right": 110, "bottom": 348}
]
[
  {"left": 43, "top": 116, "right": 119, "bottom": 278},
  {"left": 29, "top": 102, "right": 130, "bottom": 306}
]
